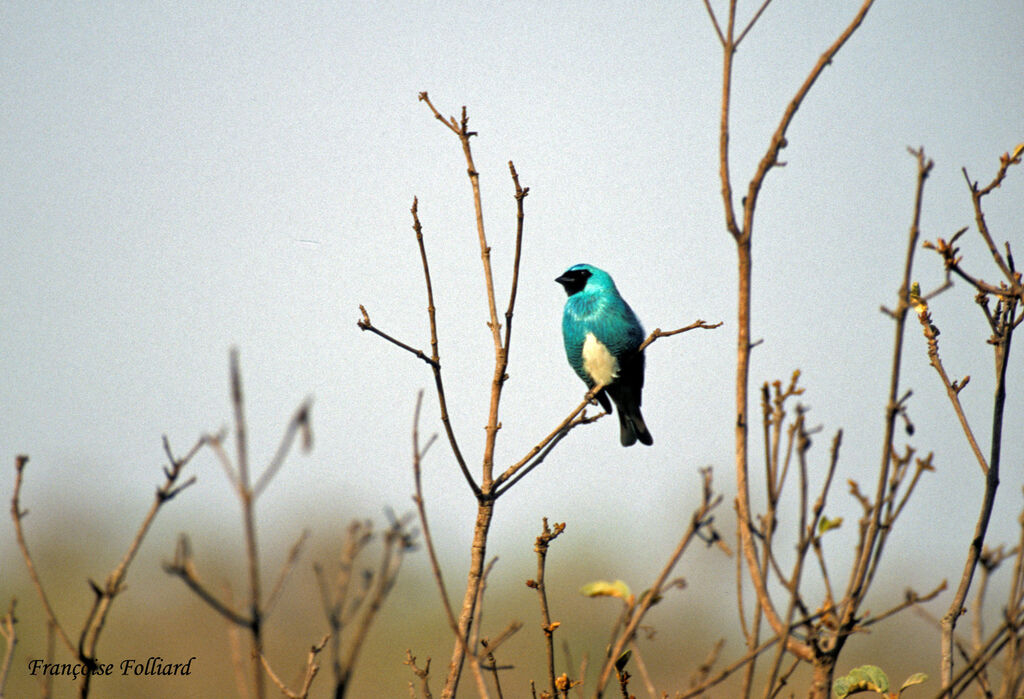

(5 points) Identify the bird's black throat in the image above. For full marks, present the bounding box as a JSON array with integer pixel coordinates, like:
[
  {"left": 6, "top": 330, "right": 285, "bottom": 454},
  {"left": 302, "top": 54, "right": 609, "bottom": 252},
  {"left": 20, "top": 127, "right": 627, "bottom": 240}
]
[{"left": 555, "top": 268, "right": 591, "bottom": 296}]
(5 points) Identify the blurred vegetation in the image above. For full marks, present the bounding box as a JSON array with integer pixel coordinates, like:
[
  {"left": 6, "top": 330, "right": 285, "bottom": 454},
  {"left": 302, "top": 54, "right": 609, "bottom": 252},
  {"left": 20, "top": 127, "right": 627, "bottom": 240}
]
[{"left": 0, "top": 509, "right": 947, "bottom": 698}]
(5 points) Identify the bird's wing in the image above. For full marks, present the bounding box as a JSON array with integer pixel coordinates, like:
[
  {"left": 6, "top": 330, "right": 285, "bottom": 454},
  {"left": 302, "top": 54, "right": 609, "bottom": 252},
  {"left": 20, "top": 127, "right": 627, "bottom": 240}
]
[
  {"left": 562, "top": 311, "right": 591, "bottom": 385},
  {"left": 589, "top": 296, "right": 645, "bottom": 358}
]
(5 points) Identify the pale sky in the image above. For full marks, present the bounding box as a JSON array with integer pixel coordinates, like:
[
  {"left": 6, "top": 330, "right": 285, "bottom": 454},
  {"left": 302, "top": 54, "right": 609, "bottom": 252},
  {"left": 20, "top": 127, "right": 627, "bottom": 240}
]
[{"left": 2, "top": 2, "right": 1022, "bottom": 694}]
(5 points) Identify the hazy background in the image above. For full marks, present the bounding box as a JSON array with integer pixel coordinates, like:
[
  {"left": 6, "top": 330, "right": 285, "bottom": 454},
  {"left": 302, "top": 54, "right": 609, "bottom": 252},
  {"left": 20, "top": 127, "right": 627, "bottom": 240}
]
[{"left": 2, "top": 2, "right": 1022, "bottom": 696}]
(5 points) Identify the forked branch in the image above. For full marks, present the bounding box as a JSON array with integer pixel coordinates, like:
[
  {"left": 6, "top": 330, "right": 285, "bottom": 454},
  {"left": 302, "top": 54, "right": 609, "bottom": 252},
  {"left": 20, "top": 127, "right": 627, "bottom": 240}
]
[{"left": 12, "top": 434, "right": 203, "bottom": 697}]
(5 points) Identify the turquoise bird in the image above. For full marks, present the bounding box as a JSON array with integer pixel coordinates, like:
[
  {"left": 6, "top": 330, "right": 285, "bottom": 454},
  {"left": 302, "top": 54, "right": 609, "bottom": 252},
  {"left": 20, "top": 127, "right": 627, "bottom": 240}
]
[{"left": 556, "top": 264, "right": 653, "bottom": 447}]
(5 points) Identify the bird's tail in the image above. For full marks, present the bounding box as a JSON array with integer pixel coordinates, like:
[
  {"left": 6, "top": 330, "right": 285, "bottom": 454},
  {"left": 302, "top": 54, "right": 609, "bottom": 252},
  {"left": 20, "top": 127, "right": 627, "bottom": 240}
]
[{"left": 617, "top": 404, "right": 653, "bottom": 447}]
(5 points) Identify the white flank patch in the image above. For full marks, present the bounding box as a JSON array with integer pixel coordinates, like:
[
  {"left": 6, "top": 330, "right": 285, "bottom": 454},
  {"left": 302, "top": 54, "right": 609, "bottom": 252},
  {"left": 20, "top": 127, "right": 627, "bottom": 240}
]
[{"left": 582, "top": 333, "right": 619, "bottom": 386}]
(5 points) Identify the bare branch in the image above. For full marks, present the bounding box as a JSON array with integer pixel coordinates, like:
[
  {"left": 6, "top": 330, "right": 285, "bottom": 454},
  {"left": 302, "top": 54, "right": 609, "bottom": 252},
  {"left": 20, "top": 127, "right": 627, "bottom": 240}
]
[
  {"left": 838, "top": 148, "right": 932, "bottom": 641},
  {"left": 936, "top": 148, "right": 1019, "bottom": 696},
  {"left": 253, "top": 399, "right": 313, "bottom": 498},
  {"left": 503, "top": 161, "right": 529, "bottom": 356},
  {"left": 335, "top": 515, "right": 416, "bottom": 694},
  {"left": 405, "top": 651, "right": 434, "bottom": 699},
  {"left": 527, "top": 518, "right": 567, "bottom": 697},
  {"left": 359, "top": 198, "right": 480, "bottom": 498},
  {"left": 718, "top": 5, "right": 881, "bottom": 689},
  {"left": 13, "top": 437, "right": 203, "bottom": 697},
  {"left": 864, "top": 581, "right": 947, "bottom": 628},
  {"left": 637, "top": 319, "right": 723, "bottom": 353},
  {"left": 260, "top": 635, "right": 328, "bottom": 699},
  {"left": 78, "top": 434, "right": 204, "bottom": 694},
  {"left": 493, "top": 388, "right": 604, "bottom": 496},
  {"left": 701, "top": 0, "right": 725, "bottom": 46},
  {"left": 0, "top": 598, "right": 16, "bottom": 695},
  {"left": 411, "top": 391, "right": 463, "bottom": 645},
  {"left": 264, "top": 529, "right": 311, "bottom": 618},
  {"left": 596, "top": 468, "right": 724, "bottom": 695},
  {"left": 11, "top": 455, "right": 87, "bottom": 658},
  {"left": 356, "top": 305, "right": 439, "bottom": 368},
  {"left": 230, "top": 349, "right": 266, "bottom": 699},
  {"left": 741, "top": 0, "right": 877, "bottom": 234},
  {"left": 735, "top": 0, "right": 775, "bottom": 47},
  {"left": 962, "top": 152, "right": 1022, "bottom": 286},
  {"left": 163, "top": 535, "right": 252, "bottom": 628}
]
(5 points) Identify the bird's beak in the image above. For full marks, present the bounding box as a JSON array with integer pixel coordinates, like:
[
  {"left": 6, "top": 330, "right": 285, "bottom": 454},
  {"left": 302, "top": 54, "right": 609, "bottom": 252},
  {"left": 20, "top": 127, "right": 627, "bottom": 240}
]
[{"left": 554, "top": 273, "right": 572, "bottom": 287}]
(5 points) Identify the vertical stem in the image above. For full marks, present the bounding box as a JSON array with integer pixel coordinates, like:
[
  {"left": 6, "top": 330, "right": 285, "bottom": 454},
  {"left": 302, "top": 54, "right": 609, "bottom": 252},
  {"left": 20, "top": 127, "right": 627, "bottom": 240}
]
[
  {"left": 715, "top": 10, "right": 765, "bottom": 681},
  {"left": 845, "top": 153, "right": 929, "bottom": 609},
  {"left": 532, "top": 520, "right": 562, "bottom": 698},
  {"left": 230, "top": 350, "right": 264, "bottom": 699},
  {"left": 721, "top": 0, "right": 878, "bottom": 680},
  {"left": 442, "top": 500, "right": 494, "bottom": 699},
  {"left": 417, "top": 95, "right": 528, "bottom": 697},
  {"left": 717, "top": 1, "right": 741, "bottom": 241},
  {"left": 808, "top": 656, "right": 836, "bottom": 699},
  {"left": 940, "top": 315, "right": 1012, "bottom": 694}
]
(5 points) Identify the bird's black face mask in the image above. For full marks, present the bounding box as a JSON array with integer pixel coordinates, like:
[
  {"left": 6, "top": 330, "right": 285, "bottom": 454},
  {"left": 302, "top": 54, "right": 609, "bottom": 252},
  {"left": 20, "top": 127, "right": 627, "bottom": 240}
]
[{"left": 555, "top": 268, "right": 591, "bottom": 296}]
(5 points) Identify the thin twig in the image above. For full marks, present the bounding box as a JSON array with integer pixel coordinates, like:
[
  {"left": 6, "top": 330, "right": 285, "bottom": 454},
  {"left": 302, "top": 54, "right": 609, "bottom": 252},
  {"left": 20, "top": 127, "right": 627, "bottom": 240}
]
[
  {"left": 492, "top": 388, "right": 603, "bottom": 495},
  {"left": 839, "top": 147, "right": 933, "bottom": 648},
  {"left": 409, "top": 197, "right": 478, "bottom": 496},
  {"left": 228, "top": 349, "right": 266, "bottom": 699},
  {"left": 335, "top": 515, "right": 416, "bottom": 694},
  {"left": 676, "top": 630, "right": 786, "bottom": 699},
  {"left": 503, "top": 161, "right": 529, "bottom": 358},
  {"left": 0, "top": 598, "right": 16, "bottom": 696},
  {"left": 253, "top": 399, "right": 313, "bottom": 498},
  {"left": 405, "top": 651, "right": 434, "bottom": 699},
  {"left": 11, "top": 455, "right": 87, "bottom": 658},
  {"left": 164, "top": 536, "right": 252, "bottom": 627},
  {"left": 357, "top": 200, "right": 479, "bottom": 498},
  {"left": 411, "top": 391, "right": 463, "bottom": 647},
  {"left": 735, "top": 0, "right": 775, "bottom": 47},
  {"left": 636, "top": 320, "right": 723, "bottom": 353},
  {"left": 627, "top": 639, "right": 658, "bottom": 699},
  {"left": 418, "top": 92, "right": 503, "bottom": 492},
  {"left": 313, "top": 519, "right": 373, "bottom": 685},
  {"left": 264, "top": 529, "right": 311, "bottom": 618},
  {"left": 596, "top": 468, "right": 723, "bottom": 696},
  {"left": 718, "top": 2, "right": 881, "bottom": 684},
  {"left": 701, "top": 0, "right": 725, "bottom": 46},
  {"left": 410, "top": 391, "right": 490, "bottom": 698},
  {"left": 936, "top": 150, "right": 1019, "bottom": 697},
  {"left": 910, "top": 294, "right": 988, "bottom": 475},
  {"left": 259, "top": 635, "right": 328, "bottom": 699},
  {"left": 13, "top": 436, "right": 203, "bottom": 698},
  {"left": 528, "top": 518, "right": 566, "bottom": 697},
  {"left": 78, "top": 434, "right": 204, "bottom": 694},
  {"left": 357, "top": 305, "right": 438, "bottom": 368}
]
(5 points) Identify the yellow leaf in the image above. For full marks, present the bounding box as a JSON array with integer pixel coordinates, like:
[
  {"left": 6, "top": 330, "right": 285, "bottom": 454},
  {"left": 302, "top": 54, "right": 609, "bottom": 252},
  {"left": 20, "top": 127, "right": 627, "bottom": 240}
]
[{"left": 580, "top": 579, "right": 632, "bottom": 600}]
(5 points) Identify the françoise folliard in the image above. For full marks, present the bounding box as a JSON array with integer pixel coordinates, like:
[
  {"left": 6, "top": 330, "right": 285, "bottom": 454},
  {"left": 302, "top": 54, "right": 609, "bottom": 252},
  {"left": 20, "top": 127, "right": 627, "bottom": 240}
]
[{"left": 27, "top": 655, "right": 196, "bottom": 680}]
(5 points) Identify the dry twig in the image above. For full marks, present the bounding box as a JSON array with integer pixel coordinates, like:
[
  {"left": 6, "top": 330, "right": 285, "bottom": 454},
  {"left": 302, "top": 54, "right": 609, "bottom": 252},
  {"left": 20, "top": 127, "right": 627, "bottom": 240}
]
[
  {"left": 164, "top": 350, "right": 313, "bottom": 699},
  {"left": 595, "top": 467, "right": 723, "bottom": 696},
  {"left": 12, "top": 434, "right": 203, "bottom": 697},
  {"left": 0, "top": 598, "right": 16, "bottom": 696}
]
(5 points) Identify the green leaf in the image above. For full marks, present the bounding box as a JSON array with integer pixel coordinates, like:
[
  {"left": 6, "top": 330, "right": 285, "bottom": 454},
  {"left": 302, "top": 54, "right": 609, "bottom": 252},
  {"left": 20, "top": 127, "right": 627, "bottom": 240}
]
[
  {"left": 614, "top": 649, "right": 632, "bottom": 673},
  {"left": 580, "top": 579, "right": 631, "bottom": 600},
  {"left": 898, "top": 673, "right": 927, "bottom": 695},
  {"left": 833, "top": 665, "right": 890, "bottom": 697}
]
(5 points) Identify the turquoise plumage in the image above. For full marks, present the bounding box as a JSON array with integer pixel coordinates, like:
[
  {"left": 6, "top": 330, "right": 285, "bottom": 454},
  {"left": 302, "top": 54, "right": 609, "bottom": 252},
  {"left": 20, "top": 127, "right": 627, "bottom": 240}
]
[{"left": 556, "top": 264, "right": 653, "bottom": 447}]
